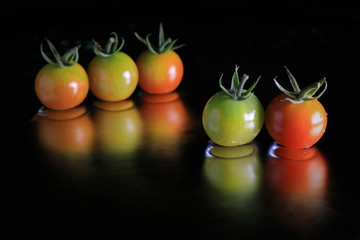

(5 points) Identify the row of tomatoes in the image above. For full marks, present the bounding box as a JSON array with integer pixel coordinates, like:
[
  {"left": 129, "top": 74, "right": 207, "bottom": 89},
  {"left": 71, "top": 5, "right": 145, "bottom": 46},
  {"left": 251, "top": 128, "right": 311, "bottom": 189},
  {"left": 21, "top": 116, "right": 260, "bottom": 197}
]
[
  {"left": 35, "top": 25, "right": 184, "bottom": 111},
  {"left": 34, "top": 23, "right": 328, "bottom": 150}
]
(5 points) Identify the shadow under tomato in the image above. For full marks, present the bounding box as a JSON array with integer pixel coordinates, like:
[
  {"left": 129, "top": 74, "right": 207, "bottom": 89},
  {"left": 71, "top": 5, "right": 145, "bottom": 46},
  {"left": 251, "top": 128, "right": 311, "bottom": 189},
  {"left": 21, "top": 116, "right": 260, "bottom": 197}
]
[{"left": 94, "top": 100, "right": 135, "bottom": 111}]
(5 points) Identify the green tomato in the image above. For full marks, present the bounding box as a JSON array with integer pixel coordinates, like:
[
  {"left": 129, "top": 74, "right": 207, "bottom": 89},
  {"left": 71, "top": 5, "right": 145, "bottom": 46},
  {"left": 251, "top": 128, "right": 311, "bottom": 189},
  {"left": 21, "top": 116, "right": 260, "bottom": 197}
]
[
  {"left": 203, "top": 91, "right": 264, "bottom": 146},
  {"left": 202, "top": 66, "right": 264, "bottom": 146}
]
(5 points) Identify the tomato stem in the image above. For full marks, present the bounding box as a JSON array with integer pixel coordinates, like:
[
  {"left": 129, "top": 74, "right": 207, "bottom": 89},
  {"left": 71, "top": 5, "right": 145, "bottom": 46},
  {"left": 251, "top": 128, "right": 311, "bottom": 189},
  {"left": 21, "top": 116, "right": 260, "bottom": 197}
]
[
  {"left": 40, "top": 38, "right": 80, "bottom": 68},
  {"left": 135, "top": 22, "right": 185, "bottom": 54},
  {"left": 93, "top": 32, "right": 124, "bottom": 58},
  {"left": 219, "top": 65, "right": 261, "bottom": 100},
  {"left": 275, "top": 67, "right": 327, "bottom": 103},
  {"left": 285, "top": 66, "right": 301, "bottom": 94}
]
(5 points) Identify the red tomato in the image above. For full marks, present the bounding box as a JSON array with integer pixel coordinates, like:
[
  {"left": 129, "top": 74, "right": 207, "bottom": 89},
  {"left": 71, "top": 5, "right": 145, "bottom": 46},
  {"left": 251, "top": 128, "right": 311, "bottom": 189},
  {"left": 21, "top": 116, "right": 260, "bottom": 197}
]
[
  {"left": 265, "top": 93, "right": 327, "bottom": 148},
  {"left": 35, "top": 39, "right": 89, "bottom": 110},
  {"left": 136, "top": 50, "right": 183, "bottom": 94},
  {"left": 265, "top": 67, "right": 328, "bottom": 148}
]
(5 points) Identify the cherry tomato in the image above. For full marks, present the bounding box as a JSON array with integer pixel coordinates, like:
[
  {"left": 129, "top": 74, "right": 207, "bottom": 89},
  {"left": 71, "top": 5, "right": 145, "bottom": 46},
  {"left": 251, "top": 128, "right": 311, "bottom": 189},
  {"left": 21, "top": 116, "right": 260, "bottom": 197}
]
[
  {"left": 35, "top": 39, "right": 89, "bottom": 110},
  {"left": 88, "top": 33, "right": 138, "bottom": 101},
  {"left": 265, "top": 93, "right": 327, "bottom": 148},
  {"left": 135, "top": 23, "right": 185, "bottom": 94},
  {"left": 136, "top": 50, "right": 183, "bottom": 94},
  {"left": 265, "top": 67, "right": 328, "bottom": 148},
  {"left": 202, "top": 66, "right": 264, "bottom": 146}
]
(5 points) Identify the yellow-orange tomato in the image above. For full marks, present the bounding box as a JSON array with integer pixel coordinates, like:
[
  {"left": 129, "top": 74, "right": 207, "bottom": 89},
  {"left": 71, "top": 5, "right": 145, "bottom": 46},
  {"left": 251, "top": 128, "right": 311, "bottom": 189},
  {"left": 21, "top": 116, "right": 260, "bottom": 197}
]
[
  {"left": 136, "top": 50, "right": 183, "bottom": 94},
  {"left": 35, "top": 63, "right": 89, "bottom": 110},
  {"left": 88, "top": 52, "right": 138, "bottom": 101}
]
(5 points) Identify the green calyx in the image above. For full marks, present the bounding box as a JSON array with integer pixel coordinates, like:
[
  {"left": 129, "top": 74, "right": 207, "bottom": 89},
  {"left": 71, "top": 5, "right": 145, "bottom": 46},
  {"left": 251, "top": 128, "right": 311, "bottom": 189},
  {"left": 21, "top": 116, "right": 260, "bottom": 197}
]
[
  {"left": 40, "top": 38, "right": 80, "bottom": 68},
  {"left": 274, "top": 66, "right": 327, "bottom": 103},
  {"left": 219, "top": 65, "right": 261, "bottom": 100},
  {"left": 134, "top": 22, "right": 185, "bottom": 54},
  {"left": 93, "top": 32, "right": 124, "bottom": 58}
]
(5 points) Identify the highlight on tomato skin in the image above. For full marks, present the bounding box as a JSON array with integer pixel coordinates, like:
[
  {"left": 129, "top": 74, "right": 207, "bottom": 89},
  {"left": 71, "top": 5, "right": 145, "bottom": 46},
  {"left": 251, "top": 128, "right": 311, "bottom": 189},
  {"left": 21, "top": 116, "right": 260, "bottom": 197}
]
[
  {"left": 265, "top": 67, "right": 328, "bottom": 149},
  {"left": 35, "top": 39, "right": 89, "bottom": 110}
]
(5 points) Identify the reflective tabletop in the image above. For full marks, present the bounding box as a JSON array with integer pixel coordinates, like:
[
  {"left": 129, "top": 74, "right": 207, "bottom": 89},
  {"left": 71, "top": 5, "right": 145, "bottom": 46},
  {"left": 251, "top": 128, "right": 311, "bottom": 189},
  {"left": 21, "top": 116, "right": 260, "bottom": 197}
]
[
  {"left": 2, "top": 90, "right": 359, "bottom": 239},
  {"left": 2, "top": 14, "right": 360, "bottom": 239}
]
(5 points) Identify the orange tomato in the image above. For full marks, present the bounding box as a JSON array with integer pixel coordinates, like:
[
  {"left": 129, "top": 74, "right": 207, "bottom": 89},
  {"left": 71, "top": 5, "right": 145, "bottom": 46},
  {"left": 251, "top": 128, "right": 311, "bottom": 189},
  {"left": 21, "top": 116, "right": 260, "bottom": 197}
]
[
  {"left": 35, "top": 63, "right": 89, "bottom": 110},
  {"left": 35, "top": 39, "right": 89, "bottom": 110},
  {"left": 135, "top": 23, "right": 185, "bottom": 94},
  {"left": 136, "top": 50, "right": 183, "bottom": 94}
]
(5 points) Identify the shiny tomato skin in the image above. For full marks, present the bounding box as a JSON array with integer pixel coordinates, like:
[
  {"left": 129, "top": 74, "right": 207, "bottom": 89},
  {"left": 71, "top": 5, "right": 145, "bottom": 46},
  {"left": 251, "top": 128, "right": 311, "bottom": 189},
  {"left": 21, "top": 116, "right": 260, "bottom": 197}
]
[
  {"left": 35, "top": 63, "right": 89, "bottom": 110},
  {"left": 88, "top": 52, "right": 138, "bottom": 101},
  {"left": 136, "top": 50, "right": 183, "bottom": 94},
  {"left": 202, "top": 91, "right": 264, "bottom": 146},
  {"left": 265, "top": 93, "right": 327, "bottom": 148}
]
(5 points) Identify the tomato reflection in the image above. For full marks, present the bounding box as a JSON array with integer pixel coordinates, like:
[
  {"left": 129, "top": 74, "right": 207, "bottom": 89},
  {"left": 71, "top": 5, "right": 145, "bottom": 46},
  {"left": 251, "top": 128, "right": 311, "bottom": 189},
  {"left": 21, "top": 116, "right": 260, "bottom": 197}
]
[
  {"left": 92, "top": 100, "right": 143, "bottom": 157},
  {"left": 35, "top": 106, "right": 94, "bottom": 154},
  {"left": 204, "top": 141, "right": 263, "bottom": 198},
  {"left": 34, "top": 106, "right": 95, "bottom": 177},
  {"left": 139, "top": 92, "right": 190, "bottom": 158},
  {"left": 266, "top": 143, "right": 328, "bottom": 198},
  {"left": 265, "top": 143, "right": 329, "bottom": 230}
]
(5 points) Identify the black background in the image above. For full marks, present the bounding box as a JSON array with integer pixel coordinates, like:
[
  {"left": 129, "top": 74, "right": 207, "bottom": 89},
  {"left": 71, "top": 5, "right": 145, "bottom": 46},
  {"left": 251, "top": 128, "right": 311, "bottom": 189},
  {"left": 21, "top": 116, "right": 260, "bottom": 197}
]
[{"left": 2, "top": 1, "right": 360, "bottom": 239}]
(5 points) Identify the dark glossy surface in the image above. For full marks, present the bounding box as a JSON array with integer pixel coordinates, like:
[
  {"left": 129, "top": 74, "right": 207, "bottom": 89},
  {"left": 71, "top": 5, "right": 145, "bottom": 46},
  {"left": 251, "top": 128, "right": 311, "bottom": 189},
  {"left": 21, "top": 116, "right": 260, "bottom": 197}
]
[
  {"left": 2, "top": 5, "right": 360, "bottom": 238},
  {"left": 3, "top": 91, "right": 359, "bottom": 238}
]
